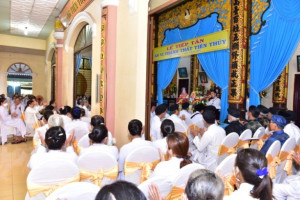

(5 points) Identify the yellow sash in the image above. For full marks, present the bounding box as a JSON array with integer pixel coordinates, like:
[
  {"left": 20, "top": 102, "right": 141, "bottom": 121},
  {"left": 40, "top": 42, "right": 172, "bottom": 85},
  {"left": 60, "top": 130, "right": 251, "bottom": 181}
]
[
  {"left": 218, "top": 145, "right": 236, "bottom": 156},
  {"left": 250, "top": 138, "right": 264, "bottom": 150},
  {"left": 266, "top": 153, "right": 281, "bottom": 179},
  {"left": 166, "top": 186, "right": 184, "bottom": 200},
  {"left": 72, "top": 140, "right": 82, "bottom": 155},
  {"left": 27, "top": 174, "right": 80, "bottom": 197},
  {"left": 21, "top": 113, "right": 26, "bottom": 121},
  {"left": 235, "top": 139, "right": 249, "bottom": 149},
  {"left": 216, "top": 171, "right": 236, "bottom": 196},
  {"left": 295, "top": 145, "right": 300, "bottom": 153},
  {"left": 124, "top": 159, "right": 160, "bottom": 183},
  {"left": 261, "top": 133, "right": 271, "bottom": 142},
  {"left": 80, "top": 165, "right": 118, "bottom": 186},
  {"left": 33, "top": 139, "right": 39, "bottom": 150},
  {"left": 279, "top": 150, "right": 295, "bottom": 176}
]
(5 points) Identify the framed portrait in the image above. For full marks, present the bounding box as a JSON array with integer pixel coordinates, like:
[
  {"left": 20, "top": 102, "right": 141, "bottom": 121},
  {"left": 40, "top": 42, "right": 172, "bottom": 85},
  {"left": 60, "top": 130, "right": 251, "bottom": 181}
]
[
  {"left": 178, "top": 67, "right": 188, "bottom": 78},
  {"left": 297, "top": 55, "right": 300, "bottom": 72},
  {"left": 199, "top": 72, "right": 208, "bottom": 83}
]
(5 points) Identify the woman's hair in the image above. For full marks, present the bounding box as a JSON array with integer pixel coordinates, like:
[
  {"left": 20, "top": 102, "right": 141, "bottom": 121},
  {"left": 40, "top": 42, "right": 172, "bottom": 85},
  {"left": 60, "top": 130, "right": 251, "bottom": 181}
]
[
  {"left": 89, "top": 125, "right": 108, "bottom": 143},
  {"left": 60, "top": 106, "right": 72, "bottom": 115},
  {"left": 80, "top": 108, "right": 85, "bottom": 117},
  {"left": 185, "top": 169, "right": 224, "bottom": 200},
  {"left": 160, "top": 119, "right": 175, "bottom": 137},
  {"left": 25, "top": 99, "right": 34, "bottom": 111},
  {"left": 236, "top": 148, "right": 273, "bottom": 200},
  {"left": 43, "top": 110, "right": 54, "bottom": 122},
  {"left": 49, "top": 99, "right": 55, "bottom": 105},
  {"left": 128, "top": 119, "right": 143, "bottom": 136},
  {"left": 48, "top": 114, "right": 64, "bottom": 127},
  {"left": 249, "top": 105, "right": 260, "bottom": 118},
  {"left": 91, "top": 115, "right": 105, "bottom": 127},
  {"left": 167, "top": 132, "right": 191, "bottom": 168},
  {"left": 0, "top": 97, "right": 6, "bottom": 105},
  {"left": 71, "top": 107, "right": 82, "bottom": 119},
  {"left": 95, "top": 181, "right": 146, "bottom": 200},
  {"left": 45, "top": 126, "right": 66, "bottom": 150}
]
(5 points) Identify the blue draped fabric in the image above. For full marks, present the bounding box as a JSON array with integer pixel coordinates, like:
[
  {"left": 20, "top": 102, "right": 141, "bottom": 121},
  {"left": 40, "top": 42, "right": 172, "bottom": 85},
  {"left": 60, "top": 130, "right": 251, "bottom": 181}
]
[
  {"left": 157, "top": 13, "right": 230, "bottom": 121},
  {"left": 75, "top": 53, "right": 82, "bottom": 76},
  {"left": 89, "top": 56, "right": 92, "bottom": 69},
  {"left": 249, "top": 0, "right": 300, "bottom": 106}
]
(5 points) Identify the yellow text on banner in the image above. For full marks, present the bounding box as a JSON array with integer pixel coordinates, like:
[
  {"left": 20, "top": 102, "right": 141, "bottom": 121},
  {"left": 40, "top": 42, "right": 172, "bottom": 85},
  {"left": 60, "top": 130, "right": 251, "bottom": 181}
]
[{"left": 153, "top": 30, "right": 229, "bottom": 62}]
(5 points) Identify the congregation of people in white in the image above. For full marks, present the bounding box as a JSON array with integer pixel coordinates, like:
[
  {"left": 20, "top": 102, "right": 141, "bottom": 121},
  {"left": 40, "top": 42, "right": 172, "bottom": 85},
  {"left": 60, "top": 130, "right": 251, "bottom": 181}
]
[{"left": 0, "top": 92, "right": 299, "bottom": 200}]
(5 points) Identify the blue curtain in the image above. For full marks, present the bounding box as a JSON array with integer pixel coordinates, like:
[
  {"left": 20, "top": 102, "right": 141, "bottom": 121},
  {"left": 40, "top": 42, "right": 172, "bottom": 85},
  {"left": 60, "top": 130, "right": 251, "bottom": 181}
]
[
  {"left": 249, "top": 0, "right": 300, "bottom": 106},
  {"left": 157, "top": 13, "right": 230, "bottom": 121},
  {"left": 89, "top": 56, "right": 92, "bottom": 69},
  {"left": 75, "top": 53, "right": 82, "bottom": 76}
]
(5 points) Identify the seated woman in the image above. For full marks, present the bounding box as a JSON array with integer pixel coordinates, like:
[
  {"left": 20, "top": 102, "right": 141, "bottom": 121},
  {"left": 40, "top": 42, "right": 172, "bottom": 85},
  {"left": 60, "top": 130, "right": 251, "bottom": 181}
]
[
  {"left": 0, "top": 97, "right": 26, "bottom": 144},
  {"left": 27, "top": 126, "right": 78, "bottom": 169},
  {"left": 25, "top": 99, "right": 39, "bottom": 136},
  {"left": 153, "top": 119, "right": 175, "bottom": 154},
  {"left": 224, "top": 148, "right": 273, "bottom": 200},
  {"left": 80, "top": 125, "right": 118, "bottom": 160},
  {"left": 91, "top": 115, "right": 114, "bottom": 146},
  {"left": 59, "top": 106, "right": 72, "bottom": 128},
  {"left": 33, "top": 110, "right": 54, "bottom": 149},
  {"left": 152, "top": 132, "right": 191, "bottom": 181},
  {"left": 65, "top": 107, "right": 90, "bottom": 134}
]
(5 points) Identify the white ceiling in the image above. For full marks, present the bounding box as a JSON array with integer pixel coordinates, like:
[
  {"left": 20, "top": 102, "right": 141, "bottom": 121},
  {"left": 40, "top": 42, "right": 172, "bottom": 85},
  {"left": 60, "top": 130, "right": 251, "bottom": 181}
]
[{"left": 0, "top": 0, "right": 68, "bottom": 39}]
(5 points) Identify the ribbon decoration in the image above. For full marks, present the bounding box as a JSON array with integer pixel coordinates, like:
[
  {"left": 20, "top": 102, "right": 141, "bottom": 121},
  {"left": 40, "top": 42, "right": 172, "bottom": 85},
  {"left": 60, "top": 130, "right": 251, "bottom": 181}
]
[
  {"left": 166, "top": 186, "right": 184, "bottom": 200},
  {"left": 250, "top": 138, "right": 264, "bottom": 150},
  {"left": 32, "top": 114, "right": 40, "bottom": 130},
  {"left": 216, "top": 171, "right": 237, "bottom": 196},
  {"left": 33, "top": 139, "right": 39, "bottom": 149},
  {"left": 218, "top": 145, "right": 236, "bottom": 156},
  {"left": 261, "top": 133, "right": 271, "bottom": 142},
  {"left": 295, "top": 145, "right": 300, "bottom": 153},
  {"left": 20, "top": 112, "right": 26, "bottom": 121},
  {"left": 80, "top": 165, "right": 118, "bottom": 187},
  {"left": 72, "top": 140, "right": 83, "bottom": 155},
  {"left": 279, "top": 150, "right": 295, "bottom": 176},
  {"left": 266, "top": 153, "right": 281, "bottom": 179},
  {"left": 124, "top": 159, "right": 160, "bottom": 183},
  {"left": 235, "top": 139, "right": 249, "bottom": 149},
  {"left": 27, "top": 174, "right": 80, "bottom": 197}
]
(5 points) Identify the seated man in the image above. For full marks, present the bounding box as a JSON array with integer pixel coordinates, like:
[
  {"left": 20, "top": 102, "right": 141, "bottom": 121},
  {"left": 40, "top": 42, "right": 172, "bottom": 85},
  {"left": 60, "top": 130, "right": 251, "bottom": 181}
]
[
  {"left": 190, "top": 109, "right": 226, "bottom": 171},
  {"left": 260, "top": 115, "right": 289, "bottom": 155},
  {"left": 168, "top": 104, "right": 187, "bottom": 131},
  {"left": 225, "top": 107, "right": 245, "bottom": 135},
  {"left": 206, "top": 90, "right": 220, "bottom": 109},
  {"left": 273, "top": 152, "right": 300, "bottom": 199},
  {"left": 190, "top": 103, "right": 205, "bottom": 129},
  {"left": 179, "top": 102, "right": 191, "bottom": 119},
  {"left": 118, "top": 119, "right": 154, "bottom": 179},
  {"left": 245, "top": 105, "right": 262, "bottom": 135},
  {"left": 257, "top": 105, "right": 269, "bottom": 128},
  {"left": 150, "top": 104, "right": 167, "bottom": 141}
]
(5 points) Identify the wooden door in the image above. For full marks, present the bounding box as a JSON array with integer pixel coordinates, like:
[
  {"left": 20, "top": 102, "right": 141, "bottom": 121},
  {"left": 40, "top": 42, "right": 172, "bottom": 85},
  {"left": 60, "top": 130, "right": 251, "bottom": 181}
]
[{"left": 293, "top": 74, "right": 300, "bottom": 126}]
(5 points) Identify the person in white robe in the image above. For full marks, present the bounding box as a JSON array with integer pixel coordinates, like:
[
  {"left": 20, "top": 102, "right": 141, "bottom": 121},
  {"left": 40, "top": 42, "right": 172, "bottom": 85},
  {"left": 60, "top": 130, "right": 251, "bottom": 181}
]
[
  {"left": 59, "top": 106, "right": 72, "bottom": 128},
  {"left": 190, "top": 103, "right": 205, "bottom": 129},
  {"left": 206, "top": 90, "right": 221, "bottom": 109},
  {"left": 168, "top": 104, "right": 187, "bottom": 132},
  {"left": 190, "top": 109, "right": 225, "bottom": 171},
  {"left": 0, "top": 98, "right": 26, "bottom": 144},
  {"left": 10, "top": 96, "right": 24, "bottom": 118},
  {"left": 152, "top": 132, "right": 191, "bottom": 182},
  {"left": 90, "top": 115, "right": 115, "bottom": 146},
  {"left": 224, "top": 149, "right": 273, "bottom": 200},
  {"left": 119, "top": 119, "right": 153, "bottom": 179},
  {"left": 179, "top": 102, "right": 192, "bottom": 119},
  {"left": 150, "top": 104, "right": 167, "bottom": 141},
  {"left": 28, "top": 126, "right": 77, "bottom": 170},
  {"left": 153, "top": 119, "right": 175, "bottom": 154},
  {"left": 25, "top": 99, "right": 40, "bottom": 136},
  {"left": 150, "top": 101, "right": 157, "bottom": 121},
  {"left": 80, "top": 125, "right": 118, "bottom": 160},
  {"left": 280, "top": 110, "right": 300, "bottom": 142}
]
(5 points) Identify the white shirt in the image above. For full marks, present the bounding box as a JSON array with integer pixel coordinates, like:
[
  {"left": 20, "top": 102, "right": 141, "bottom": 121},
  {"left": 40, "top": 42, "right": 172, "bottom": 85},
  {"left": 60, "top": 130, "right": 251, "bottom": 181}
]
[
  {"left": 152, "top": 157, "right": 183, "bottom": 182},
  {"left": 190, "top": 111, "right": 205, "bottom": 129},
  {"left": 81, "top": 116, "right": 91, "bottom": 124},
  {"left": 10, "top": 103, "right": 23, "bottom": 118},
  {"left": 179, "top": 109, "right": 191, "bottom": 119},
  {"left": 65, "top": 119, "right": 90, "bottom": 140},
  {"left": 168, "top": 114, "right": 187, "bottom": 131},
  {"left": 206, "top": 97, "right": 221, "bottom": 109},
  {"left": 273, "top": 172, "right": 300, "bottom": 200},
  {"left": 151, "top": 111, "right": 156, "bottom": 119},
  {"left": 150, "top": 115, "right": 162, "bottom": 141},
  {"left": 284, "top": 123, "right": 300, "bottom": 142},
  {"left": 224, "top": 183, "right": 258, "bottom": 200},
  {"left": 193, "top": 124, "right": 225, "bottom": 171},
  {"left": 118, "top": 137, "right": 153, "bottom": 178},
  {"left": 33, "top": 124, "right": 49, "bottom": 149},
  {"left": 80, "top": 143, "right": 118, "bottom": 160},
  {"left": 28, "top": 146, "right": 78, "bottom": 170},
  {"left": 25, "top": 106, "right": 39, "bottom": 135},
  {"left": 61, "top": 115, "right": 72, "bottom": 128},
  {"left": 153, "top": 137, "right": 167, "bottom": 154}
]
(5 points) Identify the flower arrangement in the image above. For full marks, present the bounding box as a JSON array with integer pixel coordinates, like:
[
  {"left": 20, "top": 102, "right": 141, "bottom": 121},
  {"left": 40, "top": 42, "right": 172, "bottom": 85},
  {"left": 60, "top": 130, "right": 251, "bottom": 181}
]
[{"left": 260, "top": 90, "right": 268, "bottom": 98}]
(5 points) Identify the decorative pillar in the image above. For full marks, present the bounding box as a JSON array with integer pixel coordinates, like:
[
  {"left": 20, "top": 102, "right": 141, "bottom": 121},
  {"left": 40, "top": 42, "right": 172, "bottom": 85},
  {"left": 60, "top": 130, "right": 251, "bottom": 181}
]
[
  {"left": 228, "top": 0, "right": 251, "bottom": 117},
  {"left": 54, "top": 18, "right": 64, "bottom": 109},
  {"left": 102, "top": 0, "right": 118, "bottom": 136},
  {"left": 273, "top": 65, "right": 289, "bottom": 110}
]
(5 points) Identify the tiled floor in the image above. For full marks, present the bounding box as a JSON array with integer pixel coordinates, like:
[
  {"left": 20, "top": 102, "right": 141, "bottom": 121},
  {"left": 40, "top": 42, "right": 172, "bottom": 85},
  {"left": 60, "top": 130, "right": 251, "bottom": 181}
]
[{"left": 0, "top": 141, "right": 32, "bottom": 200}]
